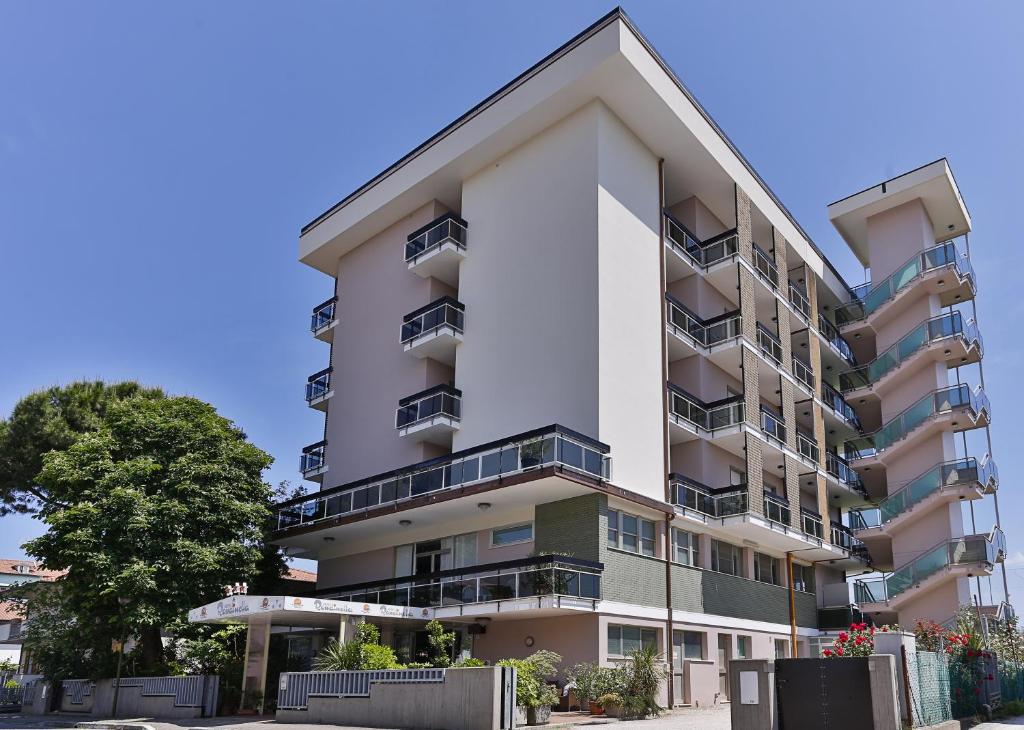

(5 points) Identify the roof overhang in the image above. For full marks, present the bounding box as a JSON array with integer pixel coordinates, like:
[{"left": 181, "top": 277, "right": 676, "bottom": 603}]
[
  {"left": 827, "top": 159, "right": 971, "bottom": 268},
  {"left": 188, "top": 594, "right": 436, "bottom": 627},
  {"left": 298, "top": 9, "right": 850, "bottom": 299}
]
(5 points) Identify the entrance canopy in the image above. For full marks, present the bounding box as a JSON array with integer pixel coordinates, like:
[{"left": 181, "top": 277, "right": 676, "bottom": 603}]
[{"left": 187, "top": 595, "right": 436, "bottom": 628}]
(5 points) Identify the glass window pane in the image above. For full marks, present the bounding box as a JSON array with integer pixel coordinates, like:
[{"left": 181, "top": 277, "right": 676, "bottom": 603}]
[
  {"left": 558, "top": 439, "right": 583, "bottom": 469},
  {"left": 480, "top": 452, "right": 501, "bottom": 479},
  {"left": 607, "top": 625, "right": 622, "bottom": 656},
  {"left": 684, "top": 631, "right": 703, "bottom": 659},
  {"left": 492, "top": 523, "right": 534, "bottom": 546},
  {"left": 622, "top": 627, "right": 642, "bottom": 655}
]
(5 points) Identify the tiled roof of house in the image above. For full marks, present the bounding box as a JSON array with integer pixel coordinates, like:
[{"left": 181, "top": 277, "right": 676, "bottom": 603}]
[
  {"left": 0, "top": 601, "right": 23, "bottom": 622},
  {"left": 283, "top": 567, "right": 317, "bottom": 582},
  {"left": 0, "top": 559, "right": 65, "bottom": 582}
]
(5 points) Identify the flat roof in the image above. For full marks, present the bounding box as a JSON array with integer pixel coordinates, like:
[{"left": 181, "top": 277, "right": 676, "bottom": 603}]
[{"left": 827, "top": 158, "right": 972, "bottom": 268}]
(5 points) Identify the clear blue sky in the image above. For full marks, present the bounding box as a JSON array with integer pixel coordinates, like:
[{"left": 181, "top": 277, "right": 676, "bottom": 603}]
[{"left": 2, "top": 2, "right": 1022, "bottom": 601}]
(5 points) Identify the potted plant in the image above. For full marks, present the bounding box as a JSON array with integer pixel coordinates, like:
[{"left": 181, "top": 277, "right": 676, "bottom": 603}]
[
  {"left": 565, "top": 662, "right": 600, "bottom": 713},
  {"left": 527, "top": 683, "right": 558, "bottom": 725},
  {"left": 597, "top": 692, "right": 622, "bottom": 718}
]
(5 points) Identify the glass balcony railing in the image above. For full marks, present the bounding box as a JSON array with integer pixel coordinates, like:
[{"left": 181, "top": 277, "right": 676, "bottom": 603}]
[
  {"left": 668, "top": 385, "right": 745, "bottom": 432},
  {"left": 792, "top": 356, "right": 815, "bottom": 392},
  {"left": 756, "top": 324, "right": 783, "bottom": 364},
  {"left": 839, "top": 312, "right": 982, "bottom": 392},
  {"left": 763, "top": 492, "right": 791, "bottom": 526},
  {"left": 848, "top": 457, "right": 998, "bottom": 530},
  {"left": 305, "top": 368, "right": 332, "bottom": 402},
  {"left": 825, "top": 451, "right": 867, "bottom": 495},
  {"left": 665, "top": 296, "right": 742, "bottom": 348},
  {"left": 802, "top": 509, "right": 824, "bottom": 540},
  {"left": 663, "top": 214, "right": 739, "bottom": 268},
  {"left": 822, "top": 382, "right": 862, "bottom": 429},
  {"left": 831, "top": 522, "right": 867, "bottom": 556},
  {"left": 319, "top": 555, "right": 602, "bottom": 608},
  {"left": 275, "top": 426, "right": 610, "bottom": 531},
  {"left": 789, "top": 283, "right": 811, "bottom": 321},
  {"left": 844, "top": 384, "right": 990, "bottom": 461},
  {"left": 300, "top": 442, "right": 326, "bottom": 475},
  {"left": 405, "top": 214, "right": 468, "bottom": 263},
  {"left": 817, "top": 313, "right": 857, "bottom": 365},
  {"left": 797, "top": 430, "right": 820, "bottom": 463},
  {"left": 854, "top": 530, "right": 1005, "bottom": 604},
  {"left": 761, "top": 408, "right": 787, "bottom": 443},
  {"left": 311, "top": 297, "right": 337, "bottom": 333},
  {"left": 670, "top": 474, "right": 748, "bottom": 518},
  {"left": 752, "top": 244, "right": 779, "bottom": 288},
  {"left": 396, "top": 385, "right": 462, "bottom": 429},
  {"left": 401, "top": 297, "right": 465, "bottom": 344},
  {"left": 835, "top": 241, "right": 976, "bottom": 326}
]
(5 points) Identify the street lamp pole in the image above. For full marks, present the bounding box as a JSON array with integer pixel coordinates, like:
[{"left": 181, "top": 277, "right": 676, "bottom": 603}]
[{"left": 111, "top": 597, "right": 130, "bottom": 719}]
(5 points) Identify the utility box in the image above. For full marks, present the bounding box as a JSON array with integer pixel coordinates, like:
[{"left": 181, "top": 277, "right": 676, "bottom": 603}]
[{"left": 728, "top": 659, "right": 777, "bottom": 730}]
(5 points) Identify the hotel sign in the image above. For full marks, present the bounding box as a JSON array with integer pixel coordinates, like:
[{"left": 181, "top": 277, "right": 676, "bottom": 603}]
[{"left": 187, "top": 595, "right": 435, "bottom": 623}]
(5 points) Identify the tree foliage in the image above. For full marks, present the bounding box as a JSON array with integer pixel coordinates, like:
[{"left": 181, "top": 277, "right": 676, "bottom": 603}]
[
  {"left": 0, "top": 381, "right": 165, "bottom": 514},
  {"left": 21, "top": 393, "right": 279, "bottom": 675}
]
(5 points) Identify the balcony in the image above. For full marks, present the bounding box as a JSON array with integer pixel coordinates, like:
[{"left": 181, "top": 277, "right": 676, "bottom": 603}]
[
  {"left": 854, "top": 530, "right": 1005, "bottom": 610},
  {"left": 825, "top": 451, "right": 867, "bottom": 497},
  {"left": 311, "top": 297, "right": 338, "bottom": 342},
  {"left": 671, "top": 474, "right": 749, "bottom": 519},
  {"left": 300, "top": 441, "right": 328, "bottom": 482},
  {"left": 831, "top": 523, "right": 870, "bottom": 564},
  {"left": 849, "top": 457, "right": 997, "bottom": 536},
  {"left": 801, "top": 508, "right": 824, "bottom": 540},
  {"left": 305, "top": 368, "right": 333, "bottom": 411},
  {"left": 763, "top": 491, "right": 791, "bottom": 527},
  {"left": 663, "top": 215, "right": 739, "bottom": 272},
  {"left": 796, "top": 430, "right": 819, "bottom": 463},
  {"left": 792, "top": 356, "right": 815, "bottom": 394},
  {"left": 315, "top": 555, "right": 602, "bottom": 613},
  {"left": 756, "top": 324, "right": 783, "bottom": 366},
  {"left": 844, "top": 384, "right": 991, "bottom": 465},
  {"left": 821, "top": 382, "right": 862, "bottom": 430},
  {"left": 401, "top": 297, "right": 465, "bottom": 365},
  {"left": 817, "top": 312, "right": 857, "bottom": 366},
  {"left": 752, "top": 244, "right": 779, "bottom": 289},
  {"left": 760, "top": 407, "right": 787, "bottom": 444},
  {"left": 665, "top": 295, "right": 742, "bottom": 361},
  {"left": 667, "top": 385, "right": 744, "bottom": 442},
  {"left": 839, "top": 312, "right": 982, "bottom": 395},
  {"left": 396, "top": 384, "right": 462, "bottom": 443},
  {"left": 834, "top": 241, "right": 976, "bottom": 329},
  {"left": 273, "top": 425, "right": 611, "bottom": 535},
  {"left": 405, "top": 213, "right": 468, "bottom": 286},
  {"left": 789, "top": 283, "right": 811, "bottom": 322}
]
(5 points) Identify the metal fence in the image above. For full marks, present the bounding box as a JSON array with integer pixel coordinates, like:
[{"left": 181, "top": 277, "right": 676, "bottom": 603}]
[
  {"left": 907, "top": 651, "right": 952, "bottom": 727},
  {"left": 116, "top": 675, "right": 219, "bottom": 712},
  {"left": 0, "top": 686, "right": 24, "bottom": 708},
  {"left": 61, "top": 679, "right": 93, "bottom": 705},
  {"left": 277, "top": 668, "right": 446, "bottom": 710}
]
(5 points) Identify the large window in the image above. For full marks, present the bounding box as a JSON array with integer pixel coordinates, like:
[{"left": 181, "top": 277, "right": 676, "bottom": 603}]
[
  {"left": 673, "top": 630, "right": 705, "bottom": 662},
  {"left": 608, "top": 625, "right": 658, "bottom": 657},
  {"left": 792, "top": 563, "right": 815, "bottom": 593},
  {"left": 754, "top": 552, "right": 781, "bottom": 586},
  {"left": 608, "top": 509, "right": 656, "bottom": 556},
  {"left": 491, "top": 523, "right": 533, "bottom": 547},
  {"left": 711, "top": 539, "right": 743, "bottom": 576},
  {"left": 737, "top": 635, "right": 751, "bottom": 659},
  {"left": 672, "top": 528, "right": 699, "bottom": 566}
]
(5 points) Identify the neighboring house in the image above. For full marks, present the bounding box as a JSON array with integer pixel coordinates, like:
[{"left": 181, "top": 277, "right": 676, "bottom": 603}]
[
  {"left": 0, "top": 560, "right": 64, "bottom": 676},
  {"left": 187, "top": 8, "right": 1007, "bottom": 708}
]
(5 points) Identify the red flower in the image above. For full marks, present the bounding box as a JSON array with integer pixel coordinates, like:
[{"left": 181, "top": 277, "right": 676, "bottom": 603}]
[
  {"left": 823, "top": 649, "right": 833, "bottom": 657},
  {"left": 836, "top": 647, "right": 844, "bottom": 656},
  {"left": 854, "top": 636, "right": 865, "bottom": 645},
  {"left": 987, "top": 674, "right": 994, "bottom": 681},
  {"left": 838, "top": 631, "right": 849, "bottom": 642}
]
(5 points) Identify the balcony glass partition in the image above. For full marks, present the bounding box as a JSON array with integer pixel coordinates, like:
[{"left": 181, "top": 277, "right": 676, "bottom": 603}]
[
  {"left": 835, "top": 242, "right": 975, "bottom": 325},
  {"left": 797, "top": 430, "right": 819, "bottom": 463},
  {"left": 752, "top": 244, "right": 779, "bottom": 288},
  {"left": 756, "top": 324, "right": 783, "bottom": 364},
  {"left": 801, "top": 509, "right": 824, "bottom": 540},
  {"left": 396, "top": 387, "right": 462, "bottom": 429},
  {"left": 844, "top": 385, "right": 989, "bottom": 461},
  {"left": 320, "top": 555, "right": 601, "bottom": 608},
  {"left": 763, "top": 493, "right": 791, "bottom": 526},
  {"left": 760, "top": 408, "right": 787, "bottom": 443},
  {"left": 817, "top": 313, "right": 857, "bottom": 364},
  {"left": 275, "top": 427, "right": 610, "bottom": 530},
  {"left": 311, "top": 298, "right": 337, "bottom": 332},
  {"left": 305, "top": 369, "right": 331, "bottom": 402},
  {"left": 668, "top": 387, "right": 745, "bottom": 432},
  {"left": 854, "top": 531, "right": 1004, "bottom": 603},
  {"left": 822, "top": 382, "right": 861, "bottom": 429},
  {"left": 671, "top": 476, "right": 748, "bottom": 518},
  {"left": 830, "top": 523, "right": 866, "bottom": 554},
  {"left": 405, "top": 215, "right": 468, "bottom": 263},
  {"left": 300, "top": 443, "right": 326, "bottom": 475},
  {"left": 792, "top": 356, "right": 815, "bottom": 391},
  {"left": 825, "top": 451, "right": 867, "bottom": 495},
  {"left": 665, "top": 297, "right": 742, "bottom": 349},
  {"left": 401, "top": 299, "right": 465, "bottom": 343},
  {"left": 839, "top": 312, "right": 981, "bottom": 392},
  {"left": 663, "top": 215, "right": 739, "bottom": 268}
]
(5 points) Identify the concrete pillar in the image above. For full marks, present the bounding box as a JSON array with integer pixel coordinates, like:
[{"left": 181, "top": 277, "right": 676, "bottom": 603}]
[{"left": 241, "top": 618, "right": 272, "bottom": 711}]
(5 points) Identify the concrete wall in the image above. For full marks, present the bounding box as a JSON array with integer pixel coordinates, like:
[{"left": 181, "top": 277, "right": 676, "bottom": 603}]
[
  {"left": 276, "top": 667, "right": 505, "bottom": 730},
  {"left": 472, "top": 614, "right": 601, "bottom": 670},
  {"left": 52, "top": 678, "right": 216, "bottom": 719}
]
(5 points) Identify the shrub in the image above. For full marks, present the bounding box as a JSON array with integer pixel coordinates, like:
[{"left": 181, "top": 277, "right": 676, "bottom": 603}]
[
  {"left": 312, "top": 623, "right": 402, "bottom": 671},
  {"left": 424, "top": 620, "right": 456, "bottom": 668},
  {"left": 565, "top": 662, "right": 600, "bottom": 705},
  {"left": 823, "top": 622, "right": 899, "bottom": 658},
  {"left": 597, "top": 692, "right": 622, "bottom": 708},
  {"left": 454, "top": 657, "right": 487, "bottom": 668},
  {"left": 621, "top": 645, "right": 668, "bottom": 718},
  {"left": 497, "top": 650, "right": 563, "bottom": 708}
]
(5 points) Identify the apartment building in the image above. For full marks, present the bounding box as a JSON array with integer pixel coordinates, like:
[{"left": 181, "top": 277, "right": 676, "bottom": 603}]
[{"left": 267, "top": 9, "right": 1006, "bottom": 707}]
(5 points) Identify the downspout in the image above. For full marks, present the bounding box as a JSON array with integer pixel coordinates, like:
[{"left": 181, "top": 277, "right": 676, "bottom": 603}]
[
  {"left": 786, "top": 552, "right": 798, "bottom": 657},
  {"left": 657, "top": 158, "right": 676, "bottom": 707}
]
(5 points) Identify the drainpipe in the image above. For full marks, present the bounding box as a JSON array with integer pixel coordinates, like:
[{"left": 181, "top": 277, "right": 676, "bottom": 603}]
[{"left": 786, "top": 552, "right": 798, "bottom": 657}]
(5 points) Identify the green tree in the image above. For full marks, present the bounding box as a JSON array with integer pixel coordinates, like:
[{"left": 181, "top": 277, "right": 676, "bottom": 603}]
[
  {"left": 22, "top": 395, "right": 277, "bottom": 675},
  {"left": 0, "top": 381, "right": 164, "bottom": 514},
  {"left": 424, "top": 619, "right": 456, "bottom": 668}
]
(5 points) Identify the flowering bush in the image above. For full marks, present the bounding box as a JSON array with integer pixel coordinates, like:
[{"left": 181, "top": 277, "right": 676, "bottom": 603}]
[{"left": 822, "top": 622, "right": 897, "bottom": 658}]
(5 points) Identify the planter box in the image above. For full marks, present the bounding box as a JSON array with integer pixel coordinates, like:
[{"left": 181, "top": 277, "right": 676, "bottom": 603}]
[{"left": 527, "top": 705, "right": 552, "bottom": 725}]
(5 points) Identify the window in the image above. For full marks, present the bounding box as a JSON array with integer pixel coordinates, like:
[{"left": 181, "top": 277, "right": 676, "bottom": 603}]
[
  {"left": 711, "top": 539, "right": 743, "bottom": 576},
  {"left": 608, "top": 625, "right": 658, "bottom": 657},
  {"left": 792, "top": 563, "right": 815, "bottom": 593},
  {"left": 672, "top": 528, "right": 699, "bottom": 566},
  {"left": 729, "top": 467, "right": 746, "bottom": 486},
  {"left": 608, "top": 509, "right": 656, "bottom": 556},
  {"left": 737, "top": 636, "right": 751, "bottom": 659},
  {"left": 491, "top": 523, "right": 533, "bottom": 547},
  {"left": 673, "top": 630, "right": 704, "bottom": 662},
  {"left": 774, "top": 639, "right": 789, "bottom": 659},
  {"left": 754, "top": 552, "right": 781, "bottom": 586}
]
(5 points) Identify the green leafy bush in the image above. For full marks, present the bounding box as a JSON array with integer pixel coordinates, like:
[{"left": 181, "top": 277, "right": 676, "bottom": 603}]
[
  {"left": 497, "top": 650, "right": 562, "bottom": 708},
  {"left": 312, "top": 623, "right": 402, "bottom": 671},
  {"left": 453, "top": 657, "right": 486, "bottom": 668}
]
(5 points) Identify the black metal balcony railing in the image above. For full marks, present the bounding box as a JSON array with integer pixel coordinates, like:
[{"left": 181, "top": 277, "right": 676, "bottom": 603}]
[
  {"left": 300, "top": 441, "right": 327, "bottom": 475},
  {"left": 663, "top": 214, "right": 739, "bottom": 269},
  {"left": 305, "top": 368, "right": 332, "bottom": 403},
  {"left": 311, "top": 297, "right": 337, "bottom": 333},
  {"left": 668, "top": 385, "right": 745, "bottom": 433},
  {"left": 760, "top": 407, "right": 787, "bottom": 443},
  {"left": 789, "top": 283, "right": 811, "bottom": 321},
  {"left": 792, "top": 355, "right": 815, "bottom": 392},
  {"left": 752, "top": 243, "right": 779, "bottom": 288},
  {"left": 831, "top": 522, "right": 868, "bottom": 558},
  {"left": 314, "top": 555, "right": 602, "bottom": 608},
  {"left": 395, "top": 385, "right": 462, "bottom": 429},
  {"left": 801, "top": 508, "right": 824, "bottom": 540},
  {"left": 665, "top": 295, "right": 742, "bottom": 349},
  {"left": 825, "top": 451, "right": 867, "bottom": 495},
  {"left": 797, "top": 430, "right": 819, "bottom": 463},
  {"left": 817, "top": 312, "right": 857, "bottom": 365},
  {"left": 401, "top": 297, "right": 465, "bottom": 344},
  {"left": 821, "top": 382, "right": 862, "bottom": 429},
  {"left": 670, "top": 474, "right": 748, "bottom": 518},
  {"left": 405, "top": 213, "right": 468, "bottom": 263},
  {"left": 763, "top": 492, "right": 791, "bottom": 526},
  {"left": 756, "top": 324, "right": 783, "bottom": 364},
  {"left": 275, "top": 425, "right": 610, "bottom": 531}
]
